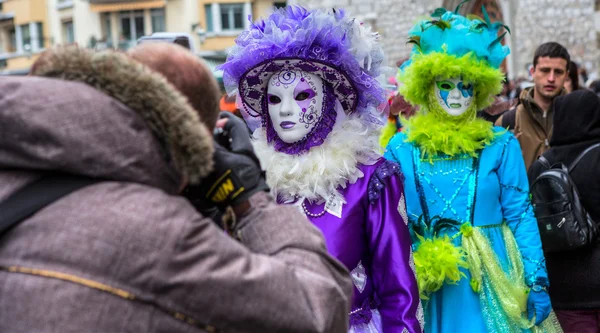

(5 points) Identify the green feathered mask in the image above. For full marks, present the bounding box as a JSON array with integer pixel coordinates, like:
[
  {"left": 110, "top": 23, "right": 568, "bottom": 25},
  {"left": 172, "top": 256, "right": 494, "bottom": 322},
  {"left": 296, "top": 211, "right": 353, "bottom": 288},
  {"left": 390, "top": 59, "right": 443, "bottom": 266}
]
[{"left": 397, "top": 5, "right": 510, "bottom": 158}]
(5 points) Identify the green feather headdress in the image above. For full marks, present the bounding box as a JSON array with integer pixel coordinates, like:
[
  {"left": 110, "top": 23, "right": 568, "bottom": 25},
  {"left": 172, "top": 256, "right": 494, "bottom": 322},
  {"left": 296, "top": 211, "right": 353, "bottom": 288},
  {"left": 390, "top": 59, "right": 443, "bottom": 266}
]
[
  {"left": 399, "top": 4, "right": 510, "bottom": 111},
  {"left": 396, "top": 3, "right": 510, "bottom": 158}
]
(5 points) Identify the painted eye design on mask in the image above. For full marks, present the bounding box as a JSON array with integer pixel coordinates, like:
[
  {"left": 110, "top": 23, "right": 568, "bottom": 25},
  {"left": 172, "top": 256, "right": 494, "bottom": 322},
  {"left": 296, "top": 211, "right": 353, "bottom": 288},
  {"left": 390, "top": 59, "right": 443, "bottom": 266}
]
[
  {"left": 295, "top": 89, "right": 316, "bottom": 101},
  {"left": 268, "top": 94, "right": 282, "bottom": 105},
  {"left": 457, "top": 82, "right": 474, "bottom": 97},
  {"left": 436, "top": 81, "right": 456, "bottom": 91}
]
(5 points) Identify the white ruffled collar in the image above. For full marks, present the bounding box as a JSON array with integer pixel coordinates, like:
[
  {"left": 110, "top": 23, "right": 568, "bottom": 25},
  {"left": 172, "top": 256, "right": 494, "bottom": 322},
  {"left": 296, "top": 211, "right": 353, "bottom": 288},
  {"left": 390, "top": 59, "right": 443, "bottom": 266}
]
[{"left": 252, "top": 116, "right": 381, "bottom": 204}]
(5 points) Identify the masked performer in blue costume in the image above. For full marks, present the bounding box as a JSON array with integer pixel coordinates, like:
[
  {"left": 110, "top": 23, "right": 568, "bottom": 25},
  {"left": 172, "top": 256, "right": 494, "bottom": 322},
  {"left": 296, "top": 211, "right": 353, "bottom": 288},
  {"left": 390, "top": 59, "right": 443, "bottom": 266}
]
[{"left": 384, "top": 5, "right": 563, "bottom": 333}]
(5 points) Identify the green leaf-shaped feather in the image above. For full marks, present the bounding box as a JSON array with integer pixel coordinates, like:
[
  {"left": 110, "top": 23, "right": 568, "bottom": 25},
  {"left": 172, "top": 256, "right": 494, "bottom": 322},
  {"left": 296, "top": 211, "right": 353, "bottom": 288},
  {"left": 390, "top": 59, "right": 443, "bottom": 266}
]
[
  {"left": 426, "top": 20, "right": 451, "bottom": 31},
  {"left": 467, "top": 14, "right": 484, "bottom": 22},
  {"left": 474, "top": 22, "right": 488, "bottom": 30},
  {"left": 431, "top": 217, "right": 463, "bottom": 236},
  {"left": 407, "top": 35, "right": 421, "bottom": 49},
  {"left": 431, "top": 7, "right": 447, "bottom": 18},
  {"left": 488, "top": 31, "right": 507, "bottom": 50},
  {"left": 454, "top": 0, "right": 471, "bottom": 14},
  {"left": 482, "top": 5, "right": 492, "bottom": 26},
  {"left": 492, "top": 22, "right": 511, "bottom": 34}
]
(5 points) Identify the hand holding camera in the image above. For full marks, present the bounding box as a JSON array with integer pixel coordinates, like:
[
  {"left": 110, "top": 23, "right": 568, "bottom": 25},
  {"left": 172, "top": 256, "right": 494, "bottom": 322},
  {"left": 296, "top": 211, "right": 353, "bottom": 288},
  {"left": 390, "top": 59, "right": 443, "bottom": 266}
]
[{"left": 183, "top": 112, "right": 268, "bottom": 221}]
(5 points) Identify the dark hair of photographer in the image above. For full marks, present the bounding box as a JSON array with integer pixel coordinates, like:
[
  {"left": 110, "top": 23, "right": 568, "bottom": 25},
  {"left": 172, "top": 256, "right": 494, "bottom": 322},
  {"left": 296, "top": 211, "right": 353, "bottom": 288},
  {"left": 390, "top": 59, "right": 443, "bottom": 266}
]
[{"left": 129, "top": 43, "right": 221, "bottom": 131}]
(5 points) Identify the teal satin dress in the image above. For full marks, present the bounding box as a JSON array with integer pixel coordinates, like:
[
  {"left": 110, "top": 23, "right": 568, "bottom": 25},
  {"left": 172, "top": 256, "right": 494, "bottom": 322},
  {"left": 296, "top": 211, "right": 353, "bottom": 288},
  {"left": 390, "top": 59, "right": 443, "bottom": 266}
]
[{"left": 384, "top": 128, "right": 548, "bottom": 332}]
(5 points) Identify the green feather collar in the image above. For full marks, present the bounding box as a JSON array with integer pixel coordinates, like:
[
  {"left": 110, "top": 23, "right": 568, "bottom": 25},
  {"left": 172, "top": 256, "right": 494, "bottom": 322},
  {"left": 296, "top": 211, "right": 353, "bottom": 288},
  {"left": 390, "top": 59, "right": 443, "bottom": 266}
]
[{"left": 403, "top": 104, "right": 497, "bottom": 159}]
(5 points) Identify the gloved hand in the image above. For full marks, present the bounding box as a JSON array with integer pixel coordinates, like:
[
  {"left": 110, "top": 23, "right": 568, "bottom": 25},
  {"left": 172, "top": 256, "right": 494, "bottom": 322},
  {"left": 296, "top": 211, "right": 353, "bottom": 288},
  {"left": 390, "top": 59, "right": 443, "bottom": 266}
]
[
  {"left": 527, "top": 288, "right": 551, "bottom": 325},
  {"left": 183, "top": 112, "right": 268, "bottom": 218}
]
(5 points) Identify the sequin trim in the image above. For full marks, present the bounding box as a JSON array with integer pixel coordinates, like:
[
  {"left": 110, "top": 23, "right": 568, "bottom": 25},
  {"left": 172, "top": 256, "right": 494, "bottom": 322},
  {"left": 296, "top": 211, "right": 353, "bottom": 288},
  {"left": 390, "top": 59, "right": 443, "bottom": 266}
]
[
  {"left": 416, "top": 300, "right": 425, "bottom": 331},
  {"left": 367, "top": 160, "right": 402, "bottom": 204},
  {"left": 412, "top": 147, "right": 480, "bottom": 224},
  {"left": 408, "top": 247, "right": 426, "bottom": 331},
  {"left": 398, "top": 193, "right": 409, "bottom": 225},
  {"left": 499, "top": 183, "right": 527, "bottom": 194},
  {"left": 350, "top": 261, "right": 367, "bottom": 293},
  {"left": 349, "top": 297, "right": 380, "bottom": 326}
]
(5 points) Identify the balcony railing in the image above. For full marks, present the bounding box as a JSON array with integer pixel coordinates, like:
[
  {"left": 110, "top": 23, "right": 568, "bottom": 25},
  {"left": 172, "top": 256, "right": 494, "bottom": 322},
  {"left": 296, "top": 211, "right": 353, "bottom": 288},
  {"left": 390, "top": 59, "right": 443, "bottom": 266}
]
[
  {"left": 0, "top": 12, "right": 14, "bottom": 21},
  {"left": 118, "top": 40, "right": 136, "bottom": 50},
  {"left": 57, "top": 0, "right": 74, "bottom": 9}
]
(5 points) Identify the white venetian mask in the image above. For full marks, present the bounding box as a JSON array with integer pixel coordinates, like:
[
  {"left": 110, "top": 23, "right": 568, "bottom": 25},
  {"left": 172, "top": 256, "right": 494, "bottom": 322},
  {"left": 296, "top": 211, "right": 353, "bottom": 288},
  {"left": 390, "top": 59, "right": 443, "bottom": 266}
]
[
  {"left": 267, "top": 70, "right": 324, "bottom": 143},
  {"left": 434, "top": 77, "right": 474, "bottom": 116}
]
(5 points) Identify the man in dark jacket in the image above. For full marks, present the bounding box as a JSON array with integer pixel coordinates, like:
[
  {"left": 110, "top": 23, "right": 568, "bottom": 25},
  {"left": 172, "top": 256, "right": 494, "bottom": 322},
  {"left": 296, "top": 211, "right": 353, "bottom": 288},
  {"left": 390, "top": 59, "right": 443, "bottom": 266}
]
[
  {"left": 529, "top": 90, "right": 600, "bottom": 333},
  {"left": 0, "top": 46, "right": 353, "bottom": 332}
]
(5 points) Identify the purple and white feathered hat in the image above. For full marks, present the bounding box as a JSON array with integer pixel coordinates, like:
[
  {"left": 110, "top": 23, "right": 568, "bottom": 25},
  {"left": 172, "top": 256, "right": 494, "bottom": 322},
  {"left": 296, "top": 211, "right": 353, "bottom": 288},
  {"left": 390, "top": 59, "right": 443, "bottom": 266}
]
[{"left": 220, "top": 6, "right": 386, "bottom": 126}]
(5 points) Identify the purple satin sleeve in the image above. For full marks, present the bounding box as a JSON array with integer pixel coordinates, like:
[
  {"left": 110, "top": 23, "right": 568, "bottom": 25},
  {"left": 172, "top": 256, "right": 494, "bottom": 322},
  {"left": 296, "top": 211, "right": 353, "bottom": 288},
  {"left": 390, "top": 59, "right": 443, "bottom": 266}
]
[{"left": 367, "top": 162, "right": 422, "bottom": 333}]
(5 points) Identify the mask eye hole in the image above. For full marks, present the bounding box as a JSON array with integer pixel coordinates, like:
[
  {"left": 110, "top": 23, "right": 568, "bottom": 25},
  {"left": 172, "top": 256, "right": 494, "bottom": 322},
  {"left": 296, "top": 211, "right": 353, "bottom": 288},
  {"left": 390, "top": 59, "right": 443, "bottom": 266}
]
[
  {"left": 268, "top": 95, "right": 281, "bottom": 104},
  {"left": 436, "top": 81, "right": 455, "bottom": 91},
  {"left": 295, "top": 89, "right": 315, "bottom": 101}
]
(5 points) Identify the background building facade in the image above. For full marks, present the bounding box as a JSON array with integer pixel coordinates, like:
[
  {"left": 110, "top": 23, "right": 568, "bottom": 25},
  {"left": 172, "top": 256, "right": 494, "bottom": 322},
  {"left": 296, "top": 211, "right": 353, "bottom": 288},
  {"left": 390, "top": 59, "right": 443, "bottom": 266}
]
[
  {"left": 1, "top": 0, "right": 599, "bottom": 81},
  {"left": 300, "top": 0, "right": 599, "bottom": 80},
  {"left": 0, "top": 0, "right": 282, "bottom": 74}
]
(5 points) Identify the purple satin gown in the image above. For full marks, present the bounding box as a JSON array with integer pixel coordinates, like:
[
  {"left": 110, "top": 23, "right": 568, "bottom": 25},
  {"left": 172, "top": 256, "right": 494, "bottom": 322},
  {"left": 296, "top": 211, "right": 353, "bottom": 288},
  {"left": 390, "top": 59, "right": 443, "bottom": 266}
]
[{"left": 285, "top": 158, "right": 422, "bottom": 333}]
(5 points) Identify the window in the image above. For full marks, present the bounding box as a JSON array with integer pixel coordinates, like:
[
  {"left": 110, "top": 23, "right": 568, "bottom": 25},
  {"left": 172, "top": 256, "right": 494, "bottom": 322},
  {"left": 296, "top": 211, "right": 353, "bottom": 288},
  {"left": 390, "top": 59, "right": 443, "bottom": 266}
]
[
  {"left": 20, "top": 24, "right": 31, "bottom": 51},
  {"left": 8, "top": 28, "right": 16, "bottom": 52},
  {"left": 151, "top": 8, "right": 165, "bottom": 32},
  {"left": 274, "top": 2, "right": 286, "bottom": 8},
  {"left": 121, "top": 16, "right": 131, "bottom": 40},
  {"left": 220, "top": 4, "right": 244, "bottom": 31},
  {"left": 36, "top": 22, "right": 44, "bottom": 49},
  {"left": 120, "top": 10, "right": 144, "bottom": 42},
  {"left": 64, "top": 21, "right": 74, "bottom": 44},
  {"left": 204, "top": 4, "right": 213, "bottom": 33},
  {"left": 57, "top": 0, "right": 74, "bottom": 9}
]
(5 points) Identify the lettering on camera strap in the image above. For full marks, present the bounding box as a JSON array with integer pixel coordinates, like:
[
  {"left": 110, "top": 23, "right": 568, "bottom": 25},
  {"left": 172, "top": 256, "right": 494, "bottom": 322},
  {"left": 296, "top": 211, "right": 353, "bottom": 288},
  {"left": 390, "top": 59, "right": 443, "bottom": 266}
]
[{"left": 206, "top": 169, "right": 245, "bottom": 203}]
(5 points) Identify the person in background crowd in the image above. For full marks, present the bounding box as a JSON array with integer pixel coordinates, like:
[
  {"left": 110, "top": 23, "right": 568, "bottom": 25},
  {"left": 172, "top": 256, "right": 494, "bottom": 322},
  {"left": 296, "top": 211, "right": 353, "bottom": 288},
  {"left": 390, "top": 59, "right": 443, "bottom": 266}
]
[
  {"left": 380, "top": 57, "right": 419, "bottom": 150},
  {"left": 590, "top": 79, "right": 600, "bottom": 97},
  {"left": 495, "top": 42, "right": 570, "bottom": 171},
  {"left": 565, "top": 61, "right": 581, "bottom": 93},
  {"left": 529, "top": 90, "right": 600, "bottom": 333},
  {"left": 380, "top": 92, "right": 419, "bottom": 150},
  {"left": 0, "top": 44, "right": 353, "bottom": 333},
  {"left": 220, "top": 6, "right": 423, "bottom": 332}
]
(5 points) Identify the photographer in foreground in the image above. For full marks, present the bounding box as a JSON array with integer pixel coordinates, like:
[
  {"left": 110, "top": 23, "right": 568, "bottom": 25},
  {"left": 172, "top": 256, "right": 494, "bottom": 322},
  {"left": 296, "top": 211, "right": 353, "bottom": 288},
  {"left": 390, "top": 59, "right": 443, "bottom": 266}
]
[{"left": 0, "top": 44, "right": 352, "bottom": 332}]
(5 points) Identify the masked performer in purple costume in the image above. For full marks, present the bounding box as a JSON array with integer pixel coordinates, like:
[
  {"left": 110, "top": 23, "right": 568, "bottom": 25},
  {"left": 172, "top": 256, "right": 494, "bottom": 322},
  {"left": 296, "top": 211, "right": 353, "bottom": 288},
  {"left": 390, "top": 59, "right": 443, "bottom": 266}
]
[{"left": 219, "top": 6, "right": 423, "bottom": 333}]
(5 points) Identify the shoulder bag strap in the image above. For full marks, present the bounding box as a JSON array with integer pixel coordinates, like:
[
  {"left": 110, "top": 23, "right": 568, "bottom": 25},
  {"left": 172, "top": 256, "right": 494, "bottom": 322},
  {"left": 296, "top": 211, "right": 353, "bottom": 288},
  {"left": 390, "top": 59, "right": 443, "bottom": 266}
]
[
  {"left": 538, "top": 155, "right": 551, "bottom": 169},
  {"left": 0, "top": 173, "right": 100, "bottom": 235},
  {"left": 568, "top": 142, "right": 600, "bottom": 173}
]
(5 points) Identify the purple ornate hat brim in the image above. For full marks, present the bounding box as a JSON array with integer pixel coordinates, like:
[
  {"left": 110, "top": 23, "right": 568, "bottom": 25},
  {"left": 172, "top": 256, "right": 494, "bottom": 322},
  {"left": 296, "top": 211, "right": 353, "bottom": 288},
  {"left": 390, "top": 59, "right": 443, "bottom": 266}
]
[{"left": 239, "top": 57, "right": 358, "bottom": 118}]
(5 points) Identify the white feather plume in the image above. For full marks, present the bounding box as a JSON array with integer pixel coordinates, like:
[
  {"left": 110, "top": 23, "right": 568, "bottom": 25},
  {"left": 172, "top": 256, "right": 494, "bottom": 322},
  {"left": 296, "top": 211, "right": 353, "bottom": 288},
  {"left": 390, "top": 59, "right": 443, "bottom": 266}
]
[{"left": 252, "top": 115, "right": 381, "bottom": 204}]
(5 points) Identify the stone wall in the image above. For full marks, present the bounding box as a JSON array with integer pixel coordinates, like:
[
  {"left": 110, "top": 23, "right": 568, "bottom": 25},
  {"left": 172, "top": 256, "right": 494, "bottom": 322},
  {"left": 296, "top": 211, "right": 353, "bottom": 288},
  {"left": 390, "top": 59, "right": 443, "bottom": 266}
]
[
  {"left": 512, "top": 0, "right": 597, "bottom": 78},
  {"left": 298, "top": 0, "right": 599, "bottom": 80},
  {"left": 301, "top": 0, "right": 441, "bottom": 66}
]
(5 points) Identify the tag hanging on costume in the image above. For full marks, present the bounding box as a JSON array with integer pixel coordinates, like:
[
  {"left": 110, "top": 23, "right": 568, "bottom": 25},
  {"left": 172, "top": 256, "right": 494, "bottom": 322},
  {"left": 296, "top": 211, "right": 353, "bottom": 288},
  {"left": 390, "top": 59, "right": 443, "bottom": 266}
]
[{"left": 325, "top": 196, "right": 344, "bottom": 218}]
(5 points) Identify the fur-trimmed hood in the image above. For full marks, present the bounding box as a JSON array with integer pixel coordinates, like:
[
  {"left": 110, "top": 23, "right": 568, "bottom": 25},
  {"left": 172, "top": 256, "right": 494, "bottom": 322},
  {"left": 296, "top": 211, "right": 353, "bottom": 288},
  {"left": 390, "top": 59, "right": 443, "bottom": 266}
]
[{"left": 29, "top": 46, "right": 214, "bottom": 185}]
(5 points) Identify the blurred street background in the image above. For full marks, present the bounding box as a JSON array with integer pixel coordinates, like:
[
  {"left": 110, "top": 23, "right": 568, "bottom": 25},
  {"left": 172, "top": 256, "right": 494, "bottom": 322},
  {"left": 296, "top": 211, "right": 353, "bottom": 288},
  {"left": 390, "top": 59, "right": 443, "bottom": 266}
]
[{"left": 1, "top": 0, "right": 598, "bottom": 90}]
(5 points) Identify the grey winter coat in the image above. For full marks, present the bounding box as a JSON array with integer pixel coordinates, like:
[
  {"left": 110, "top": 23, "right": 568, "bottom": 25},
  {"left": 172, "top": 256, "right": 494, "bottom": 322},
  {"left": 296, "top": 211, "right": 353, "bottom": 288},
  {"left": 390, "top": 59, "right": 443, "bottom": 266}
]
[{"left": 0, "top": 48, "right": 352, "bottom": 333}]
